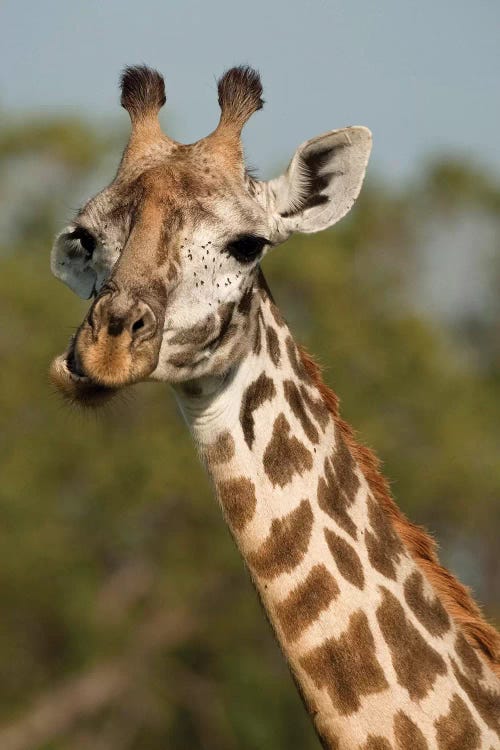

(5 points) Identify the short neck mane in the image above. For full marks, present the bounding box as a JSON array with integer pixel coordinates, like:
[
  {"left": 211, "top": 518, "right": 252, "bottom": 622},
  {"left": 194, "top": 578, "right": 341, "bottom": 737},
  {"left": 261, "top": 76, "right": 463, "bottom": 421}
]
[
  {"left": 176, "top": 274, "right": 500, "bottom": 749},
  {"left": 298, "top": 347, "right": 500, "bottom": 675}
]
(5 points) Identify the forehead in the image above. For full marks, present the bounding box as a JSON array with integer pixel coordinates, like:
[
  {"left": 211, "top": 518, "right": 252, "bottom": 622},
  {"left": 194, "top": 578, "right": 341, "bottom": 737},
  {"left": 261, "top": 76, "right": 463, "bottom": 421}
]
[{"left": 78, "top": 144, "right": 265, "bottom": 236}]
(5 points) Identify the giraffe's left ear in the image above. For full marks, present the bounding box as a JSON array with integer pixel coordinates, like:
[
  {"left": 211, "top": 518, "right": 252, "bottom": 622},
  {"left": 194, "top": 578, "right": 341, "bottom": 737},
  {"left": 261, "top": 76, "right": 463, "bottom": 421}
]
[{"left": 265, "top": 126, "right": 372, "bottom": 240}]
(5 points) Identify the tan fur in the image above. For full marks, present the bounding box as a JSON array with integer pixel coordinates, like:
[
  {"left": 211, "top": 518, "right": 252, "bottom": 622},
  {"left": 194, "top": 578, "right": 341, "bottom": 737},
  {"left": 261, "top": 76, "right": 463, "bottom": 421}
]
[
  {"left": 299, "top": 345, "right": 500, "bottom": 677},
  {"left": 49, "top": 356, "right": 116, "bottom": 407}
]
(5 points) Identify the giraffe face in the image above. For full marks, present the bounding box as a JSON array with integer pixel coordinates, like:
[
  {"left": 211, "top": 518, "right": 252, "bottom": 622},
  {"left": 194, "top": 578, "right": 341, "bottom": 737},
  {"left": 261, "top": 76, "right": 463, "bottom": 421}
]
[
  {"left": 50, "top": 66, "right": 372, "bottom": 406},
  {"left": 51, "top": 155, "right": 271, "bottom": 403}
]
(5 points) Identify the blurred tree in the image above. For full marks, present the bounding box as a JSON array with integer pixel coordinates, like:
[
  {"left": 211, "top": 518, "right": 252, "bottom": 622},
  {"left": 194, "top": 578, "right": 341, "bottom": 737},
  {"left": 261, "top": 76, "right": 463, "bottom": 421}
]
[{"left": 0, "top": 115, "right": 498, "bottom": 749}]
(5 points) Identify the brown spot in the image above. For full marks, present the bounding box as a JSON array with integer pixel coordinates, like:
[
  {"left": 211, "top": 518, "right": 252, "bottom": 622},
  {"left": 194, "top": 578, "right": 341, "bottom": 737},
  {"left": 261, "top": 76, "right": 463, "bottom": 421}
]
[
  {"left": 365, "top": 496, "right": 403, "bottom": 580},
  {"left": 237, "top": 286, "right": 253, "bottom": 314},
  {"left": 169, "top": 314, "right": 216, "bottom": 346},
  {"left": 376, "top": 587, "right": 447, "bottom": 700},
  {"left": 167, "top": 348, "right": 200, "bottom": 368},
  {"left": 435, "top": 694, "right": 480, "bottom": 750},
  {"left": 300, "top": 385, "right": 331, "bottom": 430},
  {"left": 300, "top": 609, "right": 388, "bottom": 716},
  {"left": 217, "top": 300, "right": 236, "bottom": 333},
  {"left": 455, "top": 632, "right": 484, "bottom": 678},
  {"left": 218, "top": 477, "right": 257, "bottom": 532},
  {"left": 266, "top": 325, "right": 281, "bottom": 366},
  {"left": 451, "top": 658, "right": 500, "bottom": 734},
  {"left": 324, "top": 527, "right": 364, "bottom": 589},
  {"left": 332, "top": 433, "right": 360, "bottom": 500},
  {"left": 257, "top": 269, "right": 285, "bottom": 326},
  {"left": 360, "top": 738, "right": 393, "bottom": 750},
  {"left": 203, "top": 431, "right": 235, "bottom": 465},
  {"left": 317, "top": 453, "right": 357, "bottom": 539},
  {"left": 267, "top": 300, "right": 285, "bottom": 328},
  {"left": 247, "top": 499, "right": 313, "bottom": 579},
  {"left": 317, "top": 729, "right": 339, "bottom": 750},
  {"left": 276, "top": 564, "right": 339, "bottom": 642},
  {"left": 283, "top": 380, "right": 319, "bottom": 444},
  {"left": 263, "top": 414, "right": 313, "bottom": 487},
  {"left": 404, "top": 570, "right": 451, "bottom": 637},
  {"left": 253, "top": 314, "right": 263, "bottom": 355},
  {"left": 297, "top": 344, "right": 500, "bottom": 678},
  {"left": 240, "top": 373, "right": 276, "bottom": 448},
  {"left": 286, "top": 336, "right": 309, "bottom": 379},
  {"left": 393, "top": 712, "right": 429, "bottom": 750}
]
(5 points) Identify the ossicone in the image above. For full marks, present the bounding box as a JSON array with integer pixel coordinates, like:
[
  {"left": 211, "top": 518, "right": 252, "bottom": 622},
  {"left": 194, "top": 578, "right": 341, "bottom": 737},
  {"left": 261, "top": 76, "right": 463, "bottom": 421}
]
[
  {"left": 217, "top": 66, "right": 264, "bottom": 132},
  {"left": 120, "top": 65, "right": 166, "bottom": 121}
]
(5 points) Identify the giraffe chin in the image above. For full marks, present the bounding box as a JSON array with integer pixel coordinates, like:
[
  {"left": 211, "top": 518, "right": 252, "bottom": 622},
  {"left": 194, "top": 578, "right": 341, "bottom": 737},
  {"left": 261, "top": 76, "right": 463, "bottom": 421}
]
[{"left": 49, "top": 353, "right": 118, "bottom": 408}]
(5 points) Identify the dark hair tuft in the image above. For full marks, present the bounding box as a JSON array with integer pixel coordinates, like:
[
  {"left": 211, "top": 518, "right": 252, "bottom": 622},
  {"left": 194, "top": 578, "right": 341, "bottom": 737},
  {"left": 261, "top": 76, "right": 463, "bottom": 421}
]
[
  {"left": 120, "top": 65, "right": 166, "bottom": 120},
  {"left": 217, "top": 66, "right": 264, "bottom": 127}
]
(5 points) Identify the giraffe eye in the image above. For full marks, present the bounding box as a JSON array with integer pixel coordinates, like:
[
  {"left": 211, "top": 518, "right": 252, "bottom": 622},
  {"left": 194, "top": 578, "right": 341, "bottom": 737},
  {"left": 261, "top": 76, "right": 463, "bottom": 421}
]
[
  {"left": 69, "top": 227, "right": 96, "bottom": 258},
  {"left": 227, "top": 235, "right": 268, "bottom": 263}
]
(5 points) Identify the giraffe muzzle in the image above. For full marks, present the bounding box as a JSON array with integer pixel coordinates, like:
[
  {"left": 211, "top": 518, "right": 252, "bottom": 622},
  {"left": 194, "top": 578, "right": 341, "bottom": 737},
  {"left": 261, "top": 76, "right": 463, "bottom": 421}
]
[{"left": 71, "top": 290, "right": 161, "bottom": 388}]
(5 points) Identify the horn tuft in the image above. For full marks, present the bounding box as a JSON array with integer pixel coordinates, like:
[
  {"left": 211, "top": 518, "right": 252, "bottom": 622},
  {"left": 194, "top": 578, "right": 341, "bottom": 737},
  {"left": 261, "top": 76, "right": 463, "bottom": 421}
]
[
  {"left": 120, "top": 65, "right": 166, "bottom": 121},
  {"left": 217, "top": 66, "right": 263, "bottom": 130}
]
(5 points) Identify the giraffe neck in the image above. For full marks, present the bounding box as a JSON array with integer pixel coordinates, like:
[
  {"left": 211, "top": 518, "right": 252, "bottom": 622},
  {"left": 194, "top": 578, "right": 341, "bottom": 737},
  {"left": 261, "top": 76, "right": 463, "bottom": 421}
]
[{"left": 175, "top": 281, "right": 500, "bottom": 750}]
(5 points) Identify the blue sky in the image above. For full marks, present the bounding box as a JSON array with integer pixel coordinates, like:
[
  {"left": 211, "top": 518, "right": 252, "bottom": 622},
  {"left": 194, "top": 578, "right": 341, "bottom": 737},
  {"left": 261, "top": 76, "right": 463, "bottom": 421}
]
[{"left": 1, "top": 0, "right": 499, "bottom": 182}]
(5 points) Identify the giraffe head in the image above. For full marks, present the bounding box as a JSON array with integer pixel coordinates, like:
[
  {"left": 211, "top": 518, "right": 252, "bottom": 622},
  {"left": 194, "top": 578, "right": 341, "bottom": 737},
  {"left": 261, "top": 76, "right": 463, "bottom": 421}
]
[{"left": 50, "top": 65, "right": 372, "bottom": 405}]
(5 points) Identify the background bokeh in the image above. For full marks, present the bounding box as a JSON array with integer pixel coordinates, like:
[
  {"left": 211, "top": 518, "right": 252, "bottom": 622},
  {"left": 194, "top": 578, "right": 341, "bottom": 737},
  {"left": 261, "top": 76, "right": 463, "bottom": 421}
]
[{"left": 0, "top": 2, "right": 499, "bottom": 748}]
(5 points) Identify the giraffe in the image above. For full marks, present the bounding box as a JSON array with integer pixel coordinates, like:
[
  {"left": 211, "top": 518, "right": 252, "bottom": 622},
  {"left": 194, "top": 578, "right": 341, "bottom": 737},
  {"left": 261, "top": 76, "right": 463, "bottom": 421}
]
[{"left": 49, "top": 65, "right": 500, "bottom": 749}]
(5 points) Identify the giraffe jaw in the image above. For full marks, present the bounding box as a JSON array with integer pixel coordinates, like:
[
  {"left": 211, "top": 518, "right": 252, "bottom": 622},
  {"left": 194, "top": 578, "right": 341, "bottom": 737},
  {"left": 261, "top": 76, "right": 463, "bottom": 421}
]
[{"left": 49, "top": 344, "right": 118, "bottom": 408}]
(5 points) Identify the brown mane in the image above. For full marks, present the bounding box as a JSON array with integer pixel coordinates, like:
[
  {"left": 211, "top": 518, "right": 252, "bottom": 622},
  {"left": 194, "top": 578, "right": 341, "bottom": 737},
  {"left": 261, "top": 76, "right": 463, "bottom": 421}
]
[{"left": 299, "top": 345, "right": 500, "bottom": 677}]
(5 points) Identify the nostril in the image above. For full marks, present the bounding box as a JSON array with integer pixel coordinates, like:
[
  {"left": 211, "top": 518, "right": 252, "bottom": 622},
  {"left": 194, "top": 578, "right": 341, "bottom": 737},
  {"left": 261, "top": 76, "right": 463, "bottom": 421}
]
[
  {"left": 108, "top": 316, "right": 125, "bottom": 337},
  {"left": 130, "top": 301, "right": 156, "bottom": 341},
  {"left": 132, "top": 318, "right": 145, "bottom": 333}
]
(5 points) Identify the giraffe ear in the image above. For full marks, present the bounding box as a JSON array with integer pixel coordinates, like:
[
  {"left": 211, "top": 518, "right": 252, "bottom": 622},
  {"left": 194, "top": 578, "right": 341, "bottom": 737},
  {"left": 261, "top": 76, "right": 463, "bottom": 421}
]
[
  {"left": 51, "top": 228, "right": 96, "bottom": 298},
  {"left": 266, "top": 127, "right": 372, "bottom": 239}
]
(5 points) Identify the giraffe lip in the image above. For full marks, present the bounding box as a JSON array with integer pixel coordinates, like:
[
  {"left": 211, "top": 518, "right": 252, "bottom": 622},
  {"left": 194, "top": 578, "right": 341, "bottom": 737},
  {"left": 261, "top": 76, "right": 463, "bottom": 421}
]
[
  {"left": 50, "top": 342, "right": 118, "bottom": 408},
  {"left": 65, "top": 339, "right": 88, "bottom": 379}
]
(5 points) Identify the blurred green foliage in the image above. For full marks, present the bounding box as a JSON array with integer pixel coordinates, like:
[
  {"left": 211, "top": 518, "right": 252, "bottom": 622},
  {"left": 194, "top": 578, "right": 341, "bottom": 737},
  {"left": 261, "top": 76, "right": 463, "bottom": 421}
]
[{"left": 0, "top": 115, "right": 499, "bottom": 750}]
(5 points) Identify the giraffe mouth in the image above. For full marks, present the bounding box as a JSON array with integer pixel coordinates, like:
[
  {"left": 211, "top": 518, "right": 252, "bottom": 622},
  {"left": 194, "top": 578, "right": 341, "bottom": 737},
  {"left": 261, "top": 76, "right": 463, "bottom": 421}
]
[{"left": 49, "top": 337, "right": 118, "bottom": 408}]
